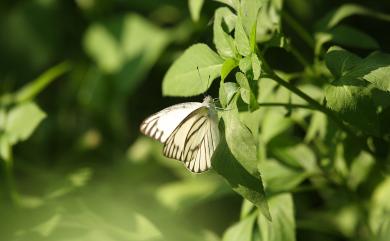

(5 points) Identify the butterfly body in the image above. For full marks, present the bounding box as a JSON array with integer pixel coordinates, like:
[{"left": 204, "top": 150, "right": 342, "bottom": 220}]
[{"left": 140, "top": 96, "right": 220, "bottom": 173}]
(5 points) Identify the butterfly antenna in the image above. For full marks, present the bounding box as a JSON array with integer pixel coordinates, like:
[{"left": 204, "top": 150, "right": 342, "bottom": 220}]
[
  {"left": 215, "top": 107, "right": 233, "bottom": 111},
  {"left": 196, "top": 66, "right": 206, "bottom": 98}
]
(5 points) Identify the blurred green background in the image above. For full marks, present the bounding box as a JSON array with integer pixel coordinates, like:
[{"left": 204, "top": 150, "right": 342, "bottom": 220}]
[{"left": 0, "top": 1, "right": 390, "bottom": 241}]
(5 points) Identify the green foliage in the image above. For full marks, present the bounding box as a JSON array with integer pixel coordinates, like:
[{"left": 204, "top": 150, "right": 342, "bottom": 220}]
[
  {"left": 188, "top": 0, "right": 204, "bottom": 22},
  {"left": 162, "top": 44, "right": 224, "bottom": 96},
  {"left": 1, "top": 0, "right": 390, "bottom": 241}
]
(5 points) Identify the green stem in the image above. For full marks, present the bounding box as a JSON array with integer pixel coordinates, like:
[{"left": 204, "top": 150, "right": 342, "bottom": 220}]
[
  {"left": 289, "top": 45, "right": 314, "bottom": 74},
  {"left": 256, "top": 51, "right": 375, "bottom": 156},
  {"left": 258, "top": 102, "right": 315, "bottom": 110},
  {"left": 1, "top": 148, "right": 17, "bottom": 204},
  {"left": 282, "top": 10, "right": 314, "bottom": 48}
]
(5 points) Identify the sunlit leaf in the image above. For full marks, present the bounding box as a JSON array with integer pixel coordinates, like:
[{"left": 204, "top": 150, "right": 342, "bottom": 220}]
[
  {"left": 162, "top": 44, "right": 224, "bottom": 96},
  {"left": 212, "top": 121, "right": 271, "bottom": 220},
  {"left": 221, "top": 58, "right": 238, "bottom": 81},
  {"left": 370, "top": 177, "right": 390, "bottom": 233},
  {"left": 347, "top": 151, "right": 374, "bottom": 190},
  {"left": 240, "top": 0, "right": 263, "bottom": 36},
  {"left": 375, "top": 216, "right": 390, "bottom": 241},
  {"left": 324, "top": 47, "right": 390, "bottom": 136},
  {"left": 32, "top": 213, "right": 62, "bottom": 237},
  {"left": 239, "top": 55, "right": 252, "bottom": 75},
  {"left": 251, "top": 53, "right": 261, "bottom": 80},
  {"left": 188, "top": 0, "right": 204, "bottom": 22},
  {"left": 84, "top": 14, "right": 170, "bottom": 95},
  {"left": 316, "top": 4, "right": 390, "bottom": 30},
  {"left": 223, "top": 212, "right": 257, "bottom": 241},
  {"left": 257, "top": 193, "right": 295, "bottom": 241},
  {"left": 156, "top": 176, "right": 227, "bottom": 210},
  {"left": 256, "top": 0, "right": 283, "bottom": 43},
  {"left": 235, "top": 14, "right": 251, "bottom": 56},
  {"left": 5, "top": 102, "right": 46, "bottom": 145},
  {"left": 213, "top": 7, "right": 237, "bottom": 59},
  {"left": 236, "top": 72, "right": 259, "bottom": 111},
  {"left": 325, "top": 46, "right": 362, "bottom": 79},
  {"left": 0, "top": 135, "right": 11, "bottom": 162},
  {"left": 220, "top": 82, "right": 239, "bottom": 107},
  {"left": 260, "top": 159, "right": 309, "bottom": 193},
  {"left": 223, "top": 109, "right": 258, "bottom": 174}
]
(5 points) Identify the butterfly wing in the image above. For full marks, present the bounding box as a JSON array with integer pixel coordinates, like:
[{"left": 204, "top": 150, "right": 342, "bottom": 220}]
[
  {"left": 140, "top": 102, "right": 203, "bottom": 143},
  {"left": 163, "top": 107, "right": 220, "bottom": 173}
]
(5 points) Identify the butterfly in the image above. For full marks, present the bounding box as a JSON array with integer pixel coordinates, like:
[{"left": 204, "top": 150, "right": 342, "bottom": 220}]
[{"left": 140, "top": 96, "right": 220, "bottom": 173}]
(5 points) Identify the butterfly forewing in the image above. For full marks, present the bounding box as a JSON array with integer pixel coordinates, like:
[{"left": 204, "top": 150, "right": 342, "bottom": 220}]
[{"left": 140, "top": 102, "right": 202, "bottom": 143}]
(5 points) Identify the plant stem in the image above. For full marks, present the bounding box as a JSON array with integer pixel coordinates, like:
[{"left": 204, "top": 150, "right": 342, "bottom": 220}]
[
  {"left": 257, "top": 52, "right": 376, "bottom": 156},
  {"left": 282, "top": 10, "right": 314, "bottom": 48},
  {"left": 258, "top": 102, "right": 315, "bottom": 110},
  {"left": 289, "top": 45, "right": 311, "bottom": 68},
  {"left": 1, "top": 148, "right": 17, "bottom": 204},
  {"left": 259, "top": 55, "right": 350, "bottom": 132}
]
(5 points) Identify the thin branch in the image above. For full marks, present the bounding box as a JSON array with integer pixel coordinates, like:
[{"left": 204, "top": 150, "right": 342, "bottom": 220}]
[
  {"left": 258, "top": 102, "right": 316, "bottom": 110},
  {"left": 256, "top": 51, "right": 375, "bottom": 156},
  {"left": 282, "top": 11, "right": 314, "bottom": 48}
]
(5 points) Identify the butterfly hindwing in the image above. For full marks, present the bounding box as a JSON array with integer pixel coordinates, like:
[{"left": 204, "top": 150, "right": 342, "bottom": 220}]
[{"left": 163, "top": 106, "right": 219, "bottom": 173}]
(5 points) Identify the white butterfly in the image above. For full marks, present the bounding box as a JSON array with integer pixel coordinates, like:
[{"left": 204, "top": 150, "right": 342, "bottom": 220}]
[{"left": 140, "top": 96, "right": 220, "bottom": 173}]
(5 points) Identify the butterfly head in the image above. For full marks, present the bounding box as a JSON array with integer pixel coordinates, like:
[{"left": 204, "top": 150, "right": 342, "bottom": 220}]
[{"left": 202, "top": 95, "right": 215, "bottom": 107}]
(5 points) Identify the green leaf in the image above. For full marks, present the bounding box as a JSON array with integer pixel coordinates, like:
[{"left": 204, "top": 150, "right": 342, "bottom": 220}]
[
  {"left": 241, "top": 199, "right": 256, "bottom": 219},
  {"left": 5, "top": 102, "right": 46, "bottom": 145},
  {"left": 213, "top": 7, "right": 237, "bottom": 59},
  {"left": 223, "top": 109, "right": 258, "bottom": 174},
  {"left": 84, "top": 23, "right": 123, "bottom": 73},
  {"left": 350, "top": 52, "right": 390, "bottom": 92},
  {"left": 270, "top": 143, "right": 318, "bottom": 173},
  {"left": 257, "top": 193, "right": 296, "bottom": 241},
  {"left": 256, "top": 0, "right": 283, "bottom": 43},
  {"left": 304, "top": 112, "right": 327, "bottom": 142},
  {"left": 15, "top": 62, "right": 71, "bottom": 104},
  {"left": 188, "top": 0, "right": 204, "bottom": 22},
  {"left": 316, "top": 4, "right": 390, "bottom": 30},
  {"left": 320, "top": 25, "right": 379, "bottom": 50},
  {"left": 324, "top": 48, "right": 390, "bottom": 136},
  {"left": 260, "top": 160, "right": 309, "bottom": 193},
  {"left": 375, "top": 216, "right": 390, "bottom": 241},
  {"left": 331, "top": 25, "right": 379, "bottom": 49},
  {"left": 156, "top": 176, "right": 226, "bottom": 210},
  {"left": 162, "top": 44, "right": 224, "bottom": 96},
  {"left": 0, "top": 135, "right": 11, "bottom": 162},
  {"left": 240, "top": 0, "right": 263, "bottom": 36},
  {"left": 347, "top": 151, "right": 374, "bottom": 190},
  {"left": 250, "top": 16, "right": 258, "bottom": 52},
  {"left": 223, "top": 213, "right": 257, "bottom": 241},
  {"left": 239, "top": 55, "right": 252, "bottom": 75},
  {"left": 237, "top": 72, "right": 251, "bottom": 103},
  {"left": 84, "top": 14, "right": 169, "bottom": 95},
  {"left": 212, "top": 121, "right": 271, "bottom": 220},
  {"left": 235, "top": 14, "right": 251, "bottom": 56},
  {"left": 261, "top": 110, "right": 293, "bottom": 144},
  {"left": 325, "top": 46, "right": 362, "bottom": 79},
  {"left": 221, "top": 58, "right": 238, "bottom": 81},
  {"left": 220, "top": 82, "right": 239, "bottom": 108},
  {"left": 371, "top": 177, "right": 390, "bottom": 236},
  {"left": 236, "top": 72, "right": 259, "bottom": 111},
  {"left": 251, "top": 53, "right": 262, "bottom": 80}
]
